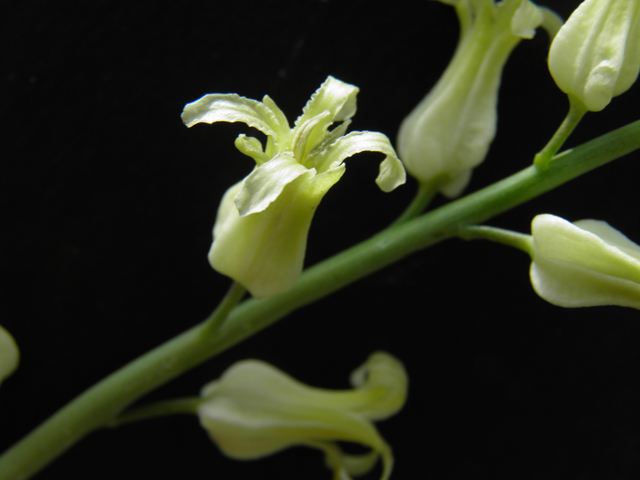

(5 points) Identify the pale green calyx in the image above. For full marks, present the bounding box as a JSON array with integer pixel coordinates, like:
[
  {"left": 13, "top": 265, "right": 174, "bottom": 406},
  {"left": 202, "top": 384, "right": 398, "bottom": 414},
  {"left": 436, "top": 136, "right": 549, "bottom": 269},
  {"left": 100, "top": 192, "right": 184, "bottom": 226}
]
[
  {"left": 0, "top": 325, "right": 19, "bottom": 386},
  {"left": 197, "top": 351, "right": 408, "bottom": 480},
  {"left": 182, "top": 76, "right": 405, "bottom": 298},
  {"left": 397, "top": 0, "right": 552, "bottom": 198},
  {"left": 530, "top": 214, "right": 640, "bottom": 309},
  {"left": 548, "top": 0, "right": 640, "bottom": 112}
]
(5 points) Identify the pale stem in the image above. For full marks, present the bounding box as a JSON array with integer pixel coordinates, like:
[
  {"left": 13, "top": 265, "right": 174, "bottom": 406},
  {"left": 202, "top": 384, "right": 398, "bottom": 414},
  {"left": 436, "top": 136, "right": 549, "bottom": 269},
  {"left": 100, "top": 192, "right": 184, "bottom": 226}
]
[
  {"left": 534, "top": 95, "right": 588, "bottom": 170},
  {"left": 459, "top": 225, "right": 533, "bottom": 255}
]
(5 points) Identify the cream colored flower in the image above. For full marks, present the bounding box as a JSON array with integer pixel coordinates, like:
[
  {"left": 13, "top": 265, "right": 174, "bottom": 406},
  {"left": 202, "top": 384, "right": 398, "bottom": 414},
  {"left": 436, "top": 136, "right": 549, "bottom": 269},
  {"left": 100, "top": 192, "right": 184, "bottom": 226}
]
[
  {"left": 198, "top": 352, "right": 408, "bottom": 480},
  {"left": 182, "top": 77, "right": 405, "bottom": 298}
]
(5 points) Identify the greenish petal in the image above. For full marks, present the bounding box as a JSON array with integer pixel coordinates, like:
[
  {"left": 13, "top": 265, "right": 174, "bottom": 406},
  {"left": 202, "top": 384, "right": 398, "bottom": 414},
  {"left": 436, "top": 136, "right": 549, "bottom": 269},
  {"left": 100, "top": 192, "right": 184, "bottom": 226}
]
[
  {"left": 181, "top": 94, "right": 285, "bottom": 141},
  {"left": 292, "top": 111, "right": 331, "bottom": 165},
  {"left": 234, "top": 135, "right": 269, "bottom": 165},
  {"left": 0, "top": 325, "right": 19, "bottom": 385},
  {"left": 234, "top": 153, "right": 309, "bottom": 217},
  {"left": 293, "top": 76, "right": 359, "bottom": 151},
  {"left": 548, "top": 0, "right": 640, "bottom": 111},
  {"left": 530, "top": 214, "right": 640, "bottom": 309},
  {"left": 311, "top": 131, "right": 406, "bottom": 192},
  {"left": 510, "top": 0, "right": 543, "bottom": 39}
]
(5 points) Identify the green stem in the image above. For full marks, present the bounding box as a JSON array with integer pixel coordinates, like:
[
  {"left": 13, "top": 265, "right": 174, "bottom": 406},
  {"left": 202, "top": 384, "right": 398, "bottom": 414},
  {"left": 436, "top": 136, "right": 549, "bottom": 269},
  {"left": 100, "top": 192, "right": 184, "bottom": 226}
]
[
  {"left": 1, "top": 119, "right": 639, "bottom": 480},
  {"left": 534, "top": 95, "right": 588, "bottom": 170},
  {"left": 108, "top": 397, "right": 201, "bottom": 427},
  {"left": 459, "top": 225, "right": 533, "bottom": 255},
  {"left": 391, "top": 181, "right": 439, "bottom": 225},
  {"left": 200, "top": 281, "right": 246, "bottom": 335}
]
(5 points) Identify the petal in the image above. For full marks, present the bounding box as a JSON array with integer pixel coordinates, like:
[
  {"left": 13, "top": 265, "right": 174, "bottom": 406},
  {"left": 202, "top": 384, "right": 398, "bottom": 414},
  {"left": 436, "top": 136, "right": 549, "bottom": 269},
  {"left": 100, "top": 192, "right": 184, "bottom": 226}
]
[
  {"left": 209, "top": 169, "right": 342, "bottom": 298},
  {"left": 311, "top": 131, "right": 406, "bottom": 192},
  {"left": 0, "top": 325, "right": 19, "bottom": 384},
  {"left": 532, "top": 214, "right": 640, "bottom": 284},
  {"left": 181, "top": 93, "right": 287, "bottom": 142},
  {"left": 573, "top": 219, "right": 640, "bottom": 261},
  {"left": 293, "top": 76, "right": 359, "bottom": 151},
  {"left": 234, "top": 153, "right": 310, "bottom": 216},
  {"left": 531, "top": 256, "right": 640, "bottom": 309},
  {"left": 291, "top": 111, "right": 331, "bottom": 164},
  {"left": 511, "top": 0, "right": 543, "bottom": 39},
  {"left": 296, "top": 76, "right": 358, "bottom": 127},
  {"left": 234, "top": 134, "right": 270, "bottom": 165},
  {"left": 548, "top": 0, "right": 639, "bottom": 111}
]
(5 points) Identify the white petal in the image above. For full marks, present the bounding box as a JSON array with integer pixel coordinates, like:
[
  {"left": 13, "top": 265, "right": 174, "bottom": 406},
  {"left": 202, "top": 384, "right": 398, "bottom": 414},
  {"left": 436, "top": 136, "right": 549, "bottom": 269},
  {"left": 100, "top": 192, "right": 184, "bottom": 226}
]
[
  {"left": 511, "top": 0, "right": 543, "bottom": 39},
  {"left": 311, "top": 131, "right": 406, "bottom": 192},
  {"left": 181, "top": 94, "right": 287, "bottom": 141},
  {"left": 233, "top": 153, "right": 310, "bottom": 217}
]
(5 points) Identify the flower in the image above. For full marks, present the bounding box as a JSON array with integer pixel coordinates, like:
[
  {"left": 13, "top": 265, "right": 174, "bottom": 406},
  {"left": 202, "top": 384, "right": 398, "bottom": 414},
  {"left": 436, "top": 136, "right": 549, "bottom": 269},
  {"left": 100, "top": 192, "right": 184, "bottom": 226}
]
[
  {"left": 530, "top": 214, "right": 640, "bottom": 309},
  {"left": 197, "top": 351, "right": 408, "bottom": 480},
  {"left": 182, "top": 77, "right": 405, "bottom": 298},
  {"left": 0, "top": 325, "right": 19, "bottom": 386},
  {"left": 548, "top": 0, "right": 640, "bottom": 112},
  {"left": 397, "top": 0, "right": 551, "bottom": 198}
]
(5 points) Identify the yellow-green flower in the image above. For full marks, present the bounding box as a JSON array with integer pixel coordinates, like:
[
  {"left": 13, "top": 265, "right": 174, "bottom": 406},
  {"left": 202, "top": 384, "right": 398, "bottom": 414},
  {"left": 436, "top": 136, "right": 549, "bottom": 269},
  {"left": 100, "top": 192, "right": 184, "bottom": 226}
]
[
  {"left": 198, "top": 352, "right": 408, "bottom": 480},
  {"left": 182, "top": 77, "right": 405, "bottom": 298},
  {"left": 530, "top": 214, "right": 640, "bottom": 308},
  {"left": 548, "top": 0, "right": 640, "bottom": 111},
  {"left": 397, "top": 0, "right": 556, "bottom": 197},
  {"left": 0, "top": 325, "right": 19, "bottom": 386}
]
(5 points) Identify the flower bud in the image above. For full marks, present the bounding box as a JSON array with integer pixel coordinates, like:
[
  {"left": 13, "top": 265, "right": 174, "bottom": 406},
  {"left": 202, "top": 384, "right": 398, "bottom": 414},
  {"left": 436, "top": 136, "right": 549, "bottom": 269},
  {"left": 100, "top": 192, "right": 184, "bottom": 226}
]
[
  {"left": 530, "top": 214, "right": 640, "bottom": 309},
  {"left": 397, "top": 0, "right": 546, "bottom": 197},
  {"left": 198, "top": 352, "right": 408, "bottom": 480},
  {"left": 0, "top": 325, "right": 19, "bottom": 386},
  {"left": 548, "top": 0, "right": 640, "bottom": 112}
]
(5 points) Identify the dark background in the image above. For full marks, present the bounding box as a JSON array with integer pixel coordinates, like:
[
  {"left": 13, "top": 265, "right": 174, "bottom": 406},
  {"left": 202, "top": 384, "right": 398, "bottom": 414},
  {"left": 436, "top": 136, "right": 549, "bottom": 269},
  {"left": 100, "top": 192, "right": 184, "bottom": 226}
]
[{"left": 2, "top": 1, "right": 640, "bottom": 479}]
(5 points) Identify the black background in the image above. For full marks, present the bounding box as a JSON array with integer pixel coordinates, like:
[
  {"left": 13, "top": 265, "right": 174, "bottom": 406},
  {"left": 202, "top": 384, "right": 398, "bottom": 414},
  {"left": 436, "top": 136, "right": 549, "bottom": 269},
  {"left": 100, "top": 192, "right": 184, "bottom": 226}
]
[{"left": 2, "top": 1, "right": 640, "bottom": 479}]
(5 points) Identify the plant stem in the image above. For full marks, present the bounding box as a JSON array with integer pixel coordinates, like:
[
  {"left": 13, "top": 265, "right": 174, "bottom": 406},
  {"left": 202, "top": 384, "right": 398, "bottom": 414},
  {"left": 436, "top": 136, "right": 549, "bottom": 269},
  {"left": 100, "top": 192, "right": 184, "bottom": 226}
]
[
  {"left": 458, "top": 225, "right": 533, "bottom": 255},
  {"left": 1, "top": 119, "right": 639, "bottom": 480},
  {"left": 534, "top": 95, "right": 588, "bottom": 170},
  {"left": 391, "top": 180, "right": 439, "bottom": 225},
  {"left": 108, "top": 397, "right": 201, "bottom": 427}
]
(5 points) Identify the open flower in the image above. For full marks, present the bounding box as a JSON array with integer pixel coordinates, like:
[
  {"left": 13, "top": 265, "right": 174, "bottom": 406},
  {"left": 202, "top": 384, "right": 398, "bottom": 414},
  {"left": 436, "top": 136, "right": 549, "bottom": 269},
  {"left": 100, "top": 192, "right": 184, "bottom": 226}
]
[
  {"left": 0, "top": 325, "right": 19, "bottom": 386},
  {"left": 548, "top": 0, "right": 640, "bottom": 112},
  {"left": 197, "top": 351, "right": 408, "bottom": 480},
  {"left": 530, "top": 214, "right": 640, "bottom": 309},
  {"left": 397, "top": 0, "right": 553, "bottom": 197},
  {"left": 182, "top": 77, "right": 405, "bottom": 298}
]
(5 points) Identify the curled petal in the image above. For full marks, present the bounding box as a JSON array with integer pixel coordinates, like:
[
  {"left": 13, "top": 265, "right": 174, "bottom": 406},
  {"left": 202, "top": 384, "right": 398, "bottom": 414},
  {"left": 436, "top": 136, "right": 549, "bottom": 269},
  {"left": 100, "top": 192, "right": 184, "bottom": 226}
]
[
  {"left": 181, "top": 94, "right": 287, "bottom": 141},
  {"left": 234, "top": 135, "right": 269, "bottom": 165},
  {"left": 511, "top": 0, "right": 543, "bottom": 39},
  {"left": 311, "top": 131, "right": 406, "bottom": 192},
  {"left": 198, "top": 352, "right": 406, "bottom": 480},
  {"left": 294, "top": 76, "right": 359, "bottom": 150},
  {"left": 234, "top": 153, "right": 310, "bottom": 216}
]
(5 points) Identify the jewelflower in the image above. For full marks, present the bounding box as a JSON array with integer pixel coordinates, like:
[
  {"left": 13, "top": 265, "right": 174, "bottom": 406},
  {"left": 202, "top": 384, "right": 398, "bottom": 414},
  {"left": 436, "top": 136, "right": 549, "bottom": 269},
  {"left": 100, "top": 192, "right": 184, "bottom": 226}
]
[
  {"left": 197, "top": 351, "right": 408, "bottom": 480},
  {"left": 182, "top": 77, "right": 405, "bottom": 298}
]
